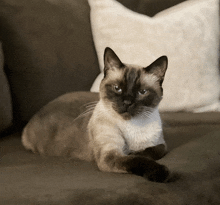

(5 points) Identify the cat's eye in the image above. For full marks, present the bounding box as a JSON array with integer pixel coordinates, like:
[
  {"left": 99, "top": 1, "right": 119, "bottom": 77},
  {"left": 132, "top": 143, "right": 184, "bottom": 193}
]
[
  {"left": 138, "top": 89, "right": 148, "bottom": 95},
  {"left": 113, "top": 85, "right": 122, "bottom": 94}
]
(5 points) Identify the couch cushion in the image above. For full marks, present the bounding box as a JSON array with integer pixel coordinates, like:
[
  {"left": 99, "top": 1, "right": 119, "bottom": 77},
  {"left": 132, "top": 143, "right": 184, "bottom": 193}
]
[
  {"left": 0, "top": 0, "right": 100, "bottom": 126},
  {"left": 0, "top": 42, "right": 12, "bottom": 134},
  {"left": 1, "top": 112, "right": 220, "bottom": 204},
  {"left": 89, "top": 0, "right": 220, "bottom": 112}
]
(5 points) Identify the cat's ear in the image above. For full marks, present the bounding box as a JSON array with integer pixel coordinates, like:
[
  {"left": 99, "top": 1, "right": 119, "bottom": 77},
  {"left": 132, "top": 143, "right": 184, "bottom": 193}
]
[
  {"left": 104, "top": 47, "right": 124, "bottom": 76},
  {"left": 144, "top": 56, "right": 168, "bottom": 85}
]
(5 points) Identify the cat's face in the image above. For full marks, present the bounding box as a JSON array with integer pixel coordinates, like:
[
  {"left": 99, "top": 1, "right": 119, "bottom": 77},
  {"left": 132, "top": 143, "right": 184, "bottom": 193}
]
[{"left": 100, "top": 47, "right": 168, "bottom": 120}]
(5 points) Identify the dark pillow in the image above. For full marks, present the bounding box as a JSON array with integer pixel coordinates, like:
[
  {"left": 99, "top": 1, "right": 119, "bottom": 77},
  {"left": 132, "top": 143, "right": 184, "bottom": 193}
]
[
  {"left": 0, "top": 0, "right": 100, "bottom": 126},
  {"left": 117, "top": 0, "right": 187, "bottom": 17},
  {"left": 0, "top": 42, "right": 12, "bottom": 134}
]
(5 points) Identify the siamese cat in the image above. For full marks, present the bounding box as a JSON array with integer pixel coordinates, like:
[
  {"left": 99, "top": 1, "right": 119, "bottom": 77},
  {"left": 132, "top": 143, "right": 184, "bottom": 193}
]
[{"left": 22, "top": 47, "right": 169, "bottom": 182}]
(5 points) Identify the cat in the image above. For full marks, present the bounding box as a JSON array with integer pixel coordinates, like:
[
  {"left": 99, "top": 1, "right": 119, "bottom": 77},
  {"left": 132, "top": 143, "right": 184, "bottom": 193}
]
[{"left": 22, "top": 47, "right": 169, "bottom": 182}]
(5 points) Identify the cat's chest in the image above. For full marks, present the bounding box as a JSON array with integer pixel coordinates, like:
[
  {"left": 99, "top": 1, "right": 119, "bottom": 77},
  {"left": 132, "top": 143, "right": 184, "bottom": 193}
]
[{"left": 119, "top": 114, "right": 164, "bottom": 152}]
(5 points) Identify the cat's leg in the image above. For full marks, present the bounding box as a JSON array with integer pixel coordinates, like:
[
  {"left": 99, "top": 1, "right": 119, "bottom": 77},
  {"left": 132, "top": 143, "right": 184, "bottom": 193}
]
[
  {"left": 93, "top": 141, "right": 170, "bottom": 183},
  {"left": 120, "top": 154, "right": 170, "bottom": 182},
  {"left": 132, "top": 144, "right": 167, "bottom": 160},
  {"left": 22, "top": 121, "right": 39, "bottom": 153}
]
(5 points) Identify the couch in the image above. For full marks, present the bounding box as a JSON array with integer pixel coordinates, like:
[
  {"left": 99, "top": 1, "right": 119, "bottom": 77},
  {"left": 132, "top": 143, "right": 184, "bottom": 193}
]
[{"left": 1, "top": 0, "right": 220, "bottom": 204}]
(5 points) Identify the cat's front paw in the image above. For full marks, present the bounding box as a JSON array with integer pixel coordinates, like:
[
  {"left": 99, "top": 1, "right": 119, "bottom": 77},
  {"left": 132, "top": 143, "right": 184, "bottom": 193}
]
[
  {"left": 124, "top": 156, "right": 170, "bottom": 183},
  {"left": 144, "top": 164, "right": 170, "bottom": 183}
]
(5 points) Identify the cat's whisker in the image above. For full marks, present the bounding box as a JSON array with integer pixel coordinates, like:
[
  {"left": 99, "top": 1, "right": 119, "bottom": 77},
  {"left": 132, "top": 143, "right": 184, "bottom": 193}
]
[
  {"left": 136, "top": 107, "right": 152, "bottom": 118},
  {"left": 84, "top": 101, "right": 99, "bottom": 107},
  {"left": 86, "top": 103, "right": 98, "bottom": 108},
  {"left": 73, "top": 112, "right": 91, "bottom": 122},
  {"left": 78, "top": 101, "right": 97, "bottom": 111},
  {"left": 111, "top": 103, "right": 118, "bottom": 112},
  {"left": 77, "top": 101, "right": 99, "bottom": 116},
  {"left": 85, "top": 105, "right": 97, "bottom": 110},
  {"left": 142, "top": 112, "right": 154, "bottom": 121},
  {"left": 73, "top": 106, "right": 96, "bottom": 122},
  {"left": 138, "top": 107, "right": 155, "bottom": 121}
]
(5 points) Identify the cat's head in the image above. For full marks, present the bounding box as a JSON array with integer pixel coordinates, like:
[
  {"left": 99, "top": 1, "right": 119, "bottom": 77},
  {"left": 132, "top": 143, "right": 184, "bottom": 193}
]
[{"left": 100, "top": 47, "right": 168, "bottom": 120}]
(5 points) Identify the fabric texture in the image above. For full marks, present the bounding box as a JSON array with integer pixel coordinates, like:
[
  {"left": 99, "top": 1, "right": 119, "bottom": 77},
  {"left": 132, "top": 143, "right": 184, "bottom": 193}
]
[
  {"left": 89, "top": 0, "right": 220, "bottom": 112},
  {"left": 1, "top": 111, "right": 220, "bottom": 204},
  {"left": 0, "top": 0, "right": 100, "bottom": 126},
  {"left": 0, "top": 42, "right": 12, "bottom": 134}
]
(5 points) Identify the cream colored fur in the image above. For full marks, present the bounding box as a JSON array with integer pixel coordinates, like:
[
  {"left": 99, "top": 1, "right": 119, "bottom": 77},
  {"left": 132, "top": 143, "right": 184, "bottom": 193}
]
[{"left": 88, "top": 99, "right": 165, "bottom": 172}]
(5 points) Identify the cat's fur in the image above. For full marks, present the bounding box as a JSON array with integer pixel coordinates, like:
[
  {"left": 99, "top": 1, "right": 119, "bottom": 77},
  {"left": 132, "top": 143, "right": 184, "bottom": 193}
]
[{"left": 22, "top": 47, "right": 169, "bottom": 182}]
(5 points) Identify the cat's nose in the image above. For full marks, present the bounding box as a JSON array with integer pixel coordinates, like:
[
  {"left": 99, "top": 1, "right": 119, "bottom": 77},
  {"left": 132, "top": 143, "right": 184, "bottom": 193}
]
[{"left": 123, "top": 100, "right": 132, "bottom": 106}]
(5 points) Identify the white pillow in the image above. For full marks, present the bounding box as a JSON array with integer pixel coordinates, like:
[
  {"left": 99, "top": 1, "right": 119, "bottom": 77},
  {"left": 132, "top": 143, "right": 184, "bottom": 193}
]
[{"left": 88, "top": 0, "right": 220, "bottom": 112}]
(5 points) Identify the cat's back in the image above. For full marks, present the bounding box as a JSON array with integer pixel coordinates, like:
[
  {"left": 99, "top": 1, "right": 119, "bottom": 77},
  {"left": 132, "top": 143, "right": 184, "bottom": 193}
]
[{"left": 22, "top": 92, "right": 99, "bottom": 160}]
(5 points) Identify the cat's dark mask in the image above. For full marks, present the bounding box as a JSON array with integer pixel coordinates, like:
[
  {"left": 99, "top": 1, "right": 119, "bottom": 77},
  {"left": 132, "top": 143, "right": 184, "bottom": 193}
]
[{"left": 100, "top": 47, "right": 168, "bottom": 120}]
